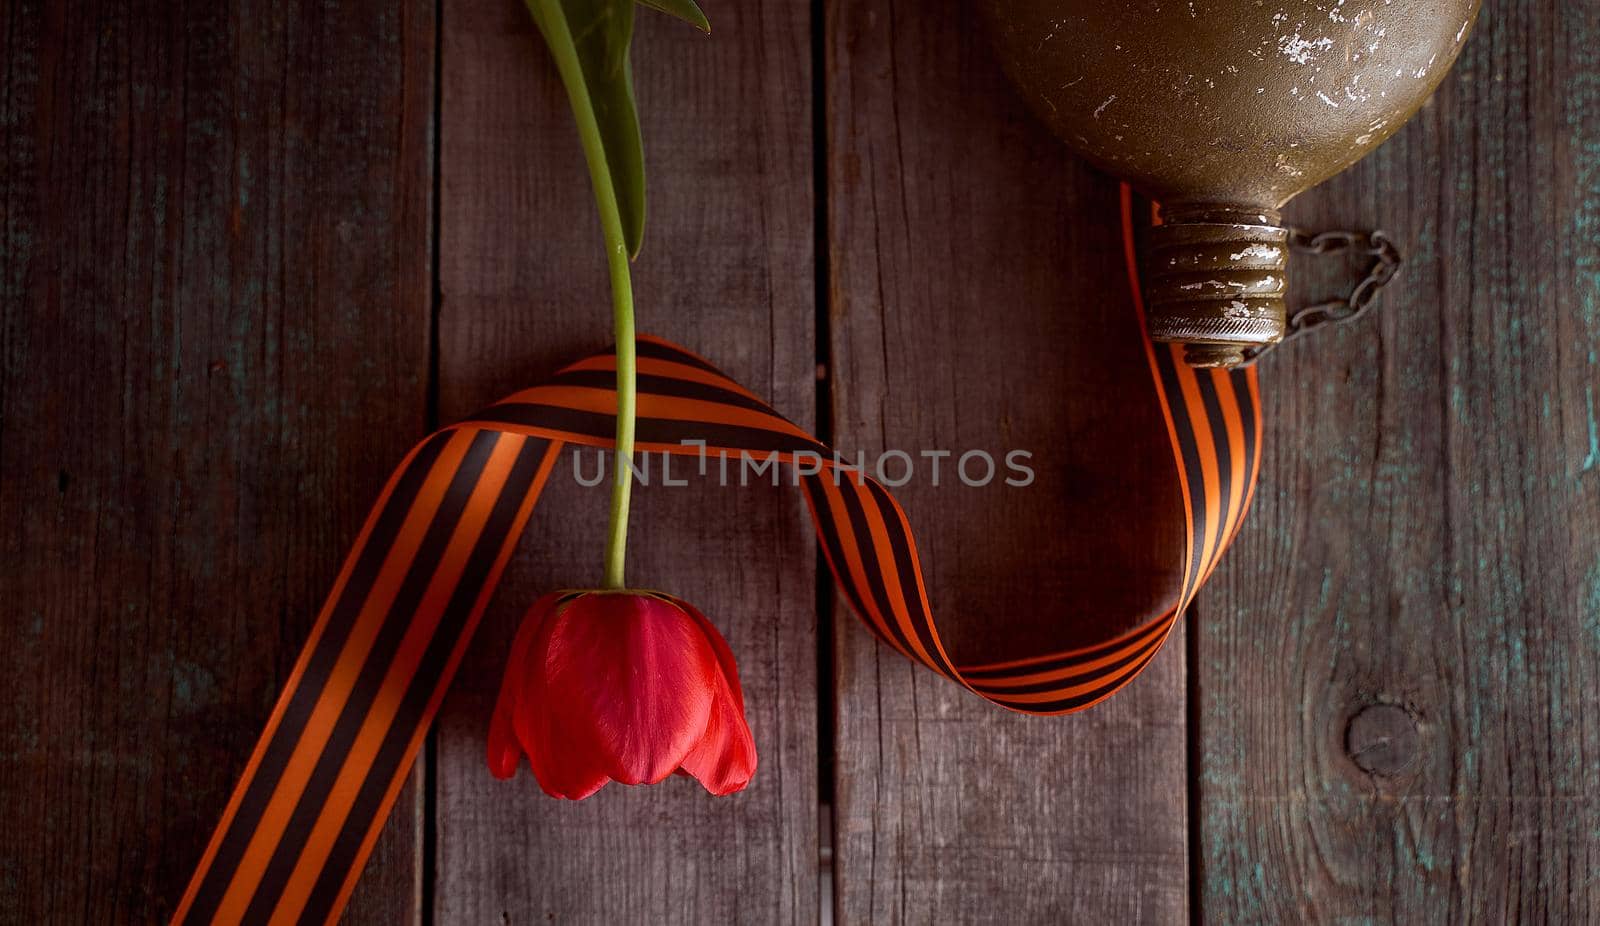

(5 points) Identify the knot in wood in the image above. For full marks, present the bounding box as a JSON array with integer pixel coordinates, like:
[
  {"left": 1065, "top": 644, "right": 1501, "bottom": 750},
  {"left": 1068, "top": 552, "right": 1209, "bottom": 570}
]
[{"left": 1344, "top": 703, "right": 1420, "bottom": 778}]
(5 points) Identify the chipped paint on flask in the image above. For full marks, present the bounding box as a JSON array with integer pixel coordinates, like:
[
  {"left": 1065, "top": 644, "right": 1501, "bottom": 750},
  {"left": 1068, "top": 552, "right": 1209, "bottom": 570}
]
[{"left": 980, "top": 0, "right": 1481, "bottom": 366}]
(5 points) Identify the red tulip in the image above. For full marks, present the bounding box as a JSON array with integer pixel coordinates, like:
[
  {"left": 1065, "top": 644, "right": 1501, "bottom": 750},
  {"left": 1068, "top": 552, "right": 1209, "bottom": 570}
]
[{"left": 486, "top": 590, "right": 757, "bottom": 799}]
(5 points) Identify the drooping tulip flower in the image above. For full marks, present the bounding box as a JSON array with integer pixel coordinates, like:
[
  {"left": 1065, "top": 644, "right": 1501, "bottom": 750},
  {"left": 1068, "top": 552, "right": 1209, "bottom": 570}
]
[
  {"left": 487, "top": 589, "right": 757, "bottom": 800},
  {"left": 492, "top": 0, "right": 748, "bottom": 801}
]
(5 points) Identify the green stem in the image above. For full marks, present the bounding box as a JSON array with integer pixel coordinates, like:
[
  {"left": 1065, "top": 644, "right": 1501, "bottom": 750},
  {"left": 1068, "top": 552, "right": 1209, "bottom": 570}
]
[
  {"left": 530, "top": 2, "right": 636, "bottom": 590},
  {"left": 603, "top": 257, "right": 637, "bottom": 591}
]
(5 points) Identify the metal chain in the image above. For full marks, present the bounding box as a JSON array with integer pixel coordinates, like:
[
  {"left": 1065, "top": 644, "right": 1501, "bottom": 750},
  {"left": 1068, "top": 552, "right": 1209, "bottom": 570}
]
[{"left": 1238, "top": 228, "right": 1403, "bottom": 365}]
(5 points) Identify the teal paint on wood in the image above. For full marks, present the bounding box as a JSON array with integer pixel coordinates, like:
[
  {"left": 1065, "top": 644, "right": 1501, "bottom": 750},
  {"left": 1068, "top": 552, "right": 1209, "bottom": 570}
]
[
  {"left": 0, "top": 1, "right": 435, "bottom": 920},
  {"left": 1195, "top": 0, "right": 1600, "bottom": 921},
  {"left": 3, "top": 0, "right": 1599, "bottom": 920}
]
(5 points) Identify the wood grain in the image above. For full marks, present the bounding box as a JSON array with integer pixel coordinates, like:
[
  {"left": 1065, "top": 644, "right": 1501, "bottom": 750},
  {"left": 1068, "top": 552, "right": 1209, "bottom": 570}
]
[
  {"left": 824, "top": 1, "right": 1191, "bottom": 921},
  {"left": 0, "top": 0, "right": 434, "bottom": 921},
  {"left": 5, "top": 0, "right": 1599, "bottom": 921},
  {"left": 431, "top": 0, "right": 818, "bottom": 921},
  {"left": 1195, "top": 1, "right": 1600, "bottom": 921}
]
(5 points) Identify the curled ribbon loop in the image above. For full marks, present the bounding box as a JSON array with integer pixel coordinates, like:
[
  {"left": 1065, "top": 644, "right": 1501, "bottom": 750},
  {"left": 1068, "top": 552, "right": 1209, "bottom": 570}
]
[{"left": 174, "top": 186, "right": 1261, "bottom": 925}]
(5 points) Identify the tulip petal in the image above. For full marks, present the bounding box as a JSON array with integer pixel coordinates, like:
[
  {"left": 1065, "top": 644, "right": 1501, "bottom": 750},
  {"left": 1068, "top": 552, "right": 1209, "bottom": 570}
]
[
  {"left": 487, "top": 591, "right": 565, "bottom": 779},
  {"left": 677, "top": 670, "right": 757, "bottom": 796},
  {"left": 512, "top": 597, "right": 621, "bottom": 799},
  {"left": 541, "top": 594, "right": 720, "bottom": 787},
  {"left": 486, "top": 589, "right": 758, "bottom": 800},
  {"left": 656, "top": 594, "right": 757, "bottom": 795},
  {"left": 663, "top": 594, "right": 750, "bottom": 715}
]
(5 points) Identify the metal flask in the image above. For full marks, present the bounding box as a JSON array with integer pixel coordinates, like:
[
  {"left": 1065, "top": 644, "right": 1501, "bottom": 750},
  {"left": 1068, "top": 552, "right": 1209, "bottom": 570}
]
[{"left": 979, "top": 0, "right": 1481, "bottom": 367}]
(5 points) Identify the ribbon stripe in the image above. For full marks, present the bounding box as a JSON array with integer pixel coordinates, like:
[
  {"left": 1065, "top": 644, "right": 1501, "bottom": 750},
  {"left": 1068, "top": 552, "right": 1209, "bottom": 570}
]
[
  {"left": 800, "top": 475, "right": 898, "bottom": 652},
  {"left": 835, "top": 474, "right": 943, "bottom": 677},
  {"left": 240, "top": 430, "right": 505, "bottom": 922},
  {"left": 301, "top": 438, "right": 558, "bottom": 925},
  {"left": 177, "top": 430, "right": 456, "bottom": 923},
  {"left": 205, "top": 431, "right": 492, "bottom": 921},
  {"left": 547, "top": 368, "right": 786, "bottom": 415},
  {"left": 635, "top": 336, "right": 723, "bottom": 373},
  {"left": 981, "top": 631, "right": 1168, "bottom": 698},
  {"left": 959, "top": 608, "right": 1175, "bottom": 682},
  {"left": 1154, "top": 346, "right": 1213, "bottom": 596},
  {"left": 472, "top": 404, "right": 828, "bottom": 457},
  {"left": 176, "top": 189, "right": 1262, "bottom": 925},
  {"left": 860, "top": 476, "right": 961, "bottom": 680}
]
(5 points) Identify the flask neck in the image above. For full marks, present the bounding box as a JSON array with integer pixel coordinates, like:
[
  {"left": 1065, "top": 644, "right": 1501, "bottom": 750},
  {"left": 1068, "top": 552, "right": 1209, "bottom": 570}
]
[{"left": 1143, "top": 203, "right": 1289, "bottom": 368}]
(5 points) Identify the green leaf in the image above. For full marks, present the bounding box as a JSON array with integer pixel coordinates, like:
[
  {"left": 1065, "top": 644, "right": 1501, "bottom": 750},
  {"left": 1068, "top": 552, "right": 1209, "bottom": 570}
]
[
  {"left": 637, "top": 0, "right": 710, "bottom": 32},
  {"left": 524, "top": 0, "right": 646, "bottom": 257},
  {"left": 521, "top": 0, "right": 711, "bottom": 260}
]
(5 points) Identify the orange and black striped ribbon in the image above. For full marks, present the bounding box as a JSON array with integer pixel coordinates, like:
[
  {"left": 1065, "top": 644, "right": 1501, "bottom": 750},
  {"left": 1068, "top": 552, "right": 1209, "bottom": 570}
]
[{"left": 174, "top": 186, "right": 1261, "bottom": 924}]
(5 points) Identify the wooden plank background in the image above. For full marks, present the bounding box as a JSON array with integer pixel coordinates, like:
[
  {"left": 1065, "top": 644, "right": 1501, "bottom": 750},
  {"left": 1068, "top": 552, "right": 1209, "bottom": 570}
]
[
  {"left": 1, "top": 0, "right": 1596, "bottom": 924},
  {"left": 1197, "top": 1, "right": 1600, "bottom": 921},
  {"left": 0, "top": 1, "right": 434, "bottom": 921},
  {"left": 430, "top": 0, "right": 818, "bottom": 922},
  {"left": 823, "top": 0, "right": 1189, "bottom": 921}
]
